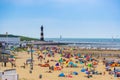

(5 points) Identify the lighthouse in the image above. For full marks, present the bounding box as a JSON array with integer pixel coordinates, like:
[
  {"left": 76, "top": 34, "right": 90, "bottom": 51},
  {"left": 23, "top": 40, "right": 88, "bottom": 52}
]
[{"left": 40, "top": 25, "right": 44, "bottom": 41}]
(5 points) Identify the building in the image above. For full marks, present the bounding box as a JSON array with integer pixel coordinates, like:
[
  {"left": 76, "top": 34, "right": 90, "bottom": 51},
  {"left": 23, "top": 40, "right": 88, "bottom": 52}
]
[
  {"left": 0, "top": 69, "right": 19, "bottom": 80},
  {"left": 0, "top": 34, "right": 20, "bottom": 48}
]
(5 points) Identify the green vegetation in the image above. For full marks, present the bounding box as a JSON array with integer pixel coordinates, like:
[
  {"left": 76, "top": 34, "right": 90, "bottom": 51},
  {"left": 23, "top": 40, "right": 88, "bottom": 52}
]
[
  {"left": 0, "top": 34, "right": 19, "bottom": 37},
  {"left": 20, "top": 36, "right": 39, "bottom": 41}
]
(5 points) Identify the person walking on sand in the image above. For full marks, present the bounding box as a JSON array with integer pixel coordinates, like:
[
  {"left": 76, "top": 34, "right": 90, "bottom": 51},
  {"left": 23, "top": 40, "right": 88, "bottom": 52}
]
[
  {"left": 39, "top": 74, "right": 42, "bottom": 79},
  {"left": 38, "top": 55, "right": 43, "bottom": 63},
  {"left": 23, "top": 63, "right": 26, "bottom": 68}
]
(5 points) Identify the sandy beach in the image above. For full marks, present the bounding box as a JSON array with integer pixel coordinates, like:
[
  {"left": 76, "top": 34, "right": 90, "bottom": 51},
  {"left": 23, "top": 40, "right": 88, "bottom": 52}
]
[
  {"left": 1, "top": 0, "right": 120, "bottom": 80},
  {"left": 1, "top": 46, "right": 120, "bottom": 80}
]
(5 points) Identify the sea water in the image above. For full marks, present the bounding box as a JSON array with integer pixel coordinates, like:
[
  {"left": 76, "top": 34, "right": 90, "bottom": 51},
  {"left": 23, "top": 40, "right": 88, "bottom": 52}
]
[{"left": 45, "top": 38, "right": 120, "bottom": 50}]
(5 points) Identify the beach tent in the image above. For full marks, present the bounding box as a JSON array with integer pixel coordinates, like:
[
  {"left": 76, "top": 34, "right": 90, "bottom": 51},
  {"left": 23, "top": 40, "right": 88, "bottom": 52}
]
[
  {"left": 92, "top": 61, "right": 98, "bottom": 65},
  {"left": 38, "top": 63, "right": 50, "bottom": 67},
  {"left": 26, "top": 58, "right": 33, "bottom": 64},
  {"left": 78, "top": 53, "right": 81, "bottom": 57},
  {"left": 73, "top": 64, "right": 77, "bottom": 67},
  {"left": 88, "top": 64, "right": 92, "bottom": 67},
  {"left": 68, "top": 61, "right": 77, "bottom": 67},
  {"left": 81, "top": 68, "right": 86, "bottom": 72},
  {"left": 73, "top": 72, "right": 78, "bottom": 75},
  {"left": 69, "top": 61, "right": 74, "bottom": 66},
  {"left": 117, "top": 73, "right": 120, "bottom": 77},
  {"left": 59, "top": 73, "right": 65, "bottom": 77},
  {"left": 106, "top": 66, "right": 110, "bottom": 71},
  {"left": 54, "top": 66, "right": 62, "bottom": 70},
  {"left": 85, "top": 71, "right": 90, "bottom": 74},
  {"left": 55, "top": 63, "right": 59, "bottom": 66},
  {"left": 80, "top": 62, "right": 84, "bottom": 64},
  {"left": 111, "top": 63, "right": 119, "bottom": 67},
  {"left": 59, "top": 58, "right": 63, "bottom": 63}
]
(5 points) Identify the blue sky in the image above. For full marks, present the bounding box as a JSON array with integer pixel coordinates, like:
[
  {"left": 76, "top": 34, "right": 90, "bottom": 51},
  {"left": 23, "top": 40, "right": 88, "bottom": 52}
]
[{"left": 0, "top": 0, "right": 120, "bottom": 38}]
